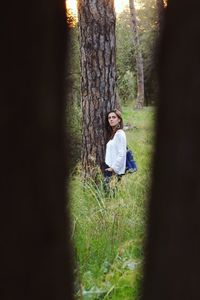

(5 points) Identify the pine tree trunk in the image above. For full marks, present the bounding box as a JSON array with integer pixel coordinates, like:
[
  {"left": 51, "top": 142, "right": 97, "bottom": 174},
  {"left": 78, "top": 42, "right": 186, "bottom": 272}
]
[
  {"left": 129, "top": 0, "right": 145, "bottom": 109},
  {"left": 78, "top": 0, "right": 117, "bottom": 177}
]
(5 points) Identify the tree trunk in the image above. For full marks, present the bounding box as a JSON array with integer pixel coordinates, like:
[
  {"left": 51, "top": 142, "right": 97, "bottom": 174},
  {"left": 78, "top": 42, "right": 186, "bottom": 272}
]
[
  {"left": 156, "top": 0, "right": 165, "bottom": 34},
  {"left": 142, "top": 1, "right": 200, "bottom": 299},
  {"left": 129, "top": 0, "right": 145, "bottom": 109},
  {"left": 0, "top": 1, "right": 73, "bottom": 299},
  {"left": 78, "top": 0, "right": 117, "bottom": 177}
]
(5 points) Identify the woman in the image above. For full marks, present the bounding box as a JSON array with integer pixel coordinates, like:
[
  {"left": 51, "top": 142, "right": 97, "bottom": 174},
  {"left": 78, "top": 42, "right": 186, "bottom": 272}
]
[{"left": 103, "top": 109, "right": 127, "bottom": 183}]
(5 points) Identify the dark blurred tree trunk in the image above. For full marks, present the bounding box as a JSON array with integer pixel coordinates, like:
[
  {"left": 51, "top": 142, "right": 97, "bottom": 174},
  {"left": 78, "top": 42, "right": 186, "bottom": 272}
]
[
  {"left": 129, "top": 0, "right": 145, "bottom": 109},
  {"left": 0, "top": 1, "right": 73, "bottom": 299},
  {"left": 142, "top": 1, "right": 200, "bottom": 300},
  {"left": 78, "top": 0, "right": 117, "bottom": 177},
  {"left": 156, "top": 0, "right": 165, "bottom": 34}
]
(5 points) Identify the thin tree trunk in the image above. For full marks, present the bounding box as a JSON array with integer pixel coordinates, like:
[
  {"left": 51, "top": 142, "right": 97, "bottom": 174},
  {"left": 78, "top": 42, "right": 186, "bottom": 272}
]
[
  {"left": 129, "top": 0, "right": 145, "bottom": 109},
  {"left": 78, "top": 0, "right": 117, "bottom": 177}
]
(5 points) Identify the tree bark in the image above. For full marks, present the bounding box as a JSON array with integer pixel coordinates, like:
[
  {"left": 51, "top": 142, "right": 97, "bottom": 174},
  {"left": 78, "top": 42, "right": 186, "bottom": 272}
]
[
  {"left": 78, "top": 0, "right": 117, "bottom": 177},
  {"left": 129, "top": 0, "right": 145, "bottom": 109}
]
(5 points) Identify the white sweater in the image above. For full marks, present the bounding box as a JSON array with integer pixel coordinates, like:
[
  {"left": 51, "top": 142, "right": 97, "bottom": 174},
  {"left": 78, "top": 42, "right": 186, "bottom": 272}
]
[{"left": 105, "top": 129, "right": 127, "bottom": 175}]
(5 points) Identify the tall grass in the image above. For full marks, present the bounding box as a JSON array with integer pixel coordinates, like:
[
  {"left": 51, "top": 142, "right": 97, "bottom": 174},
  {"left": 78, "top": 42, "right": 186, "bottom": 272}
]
[{"left": 69, "top": 106, "right": 155, "bottom": 299}]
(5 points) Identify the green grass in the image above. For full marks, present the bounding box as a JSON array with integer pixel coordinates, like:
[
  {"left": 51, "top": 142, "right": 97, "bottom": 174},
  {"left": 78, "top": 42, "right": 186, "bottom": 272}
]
[{"left": 69, "top": 106, "right": 155, "bottom": 300}]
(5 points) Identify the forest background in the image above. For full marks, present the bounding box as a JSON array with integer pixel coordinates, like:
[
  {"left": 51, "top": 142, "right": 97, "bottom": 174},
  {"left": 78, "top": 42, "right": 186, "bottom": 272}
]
[{"left": 66, "top": 0, "right": 161, "bottom": 299}]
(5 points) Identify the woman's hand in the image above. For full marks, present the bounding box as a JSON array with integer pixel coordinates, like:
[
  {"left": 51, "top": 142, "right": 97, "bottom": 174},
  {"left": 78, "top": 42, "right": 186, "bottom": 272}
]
[{"left": 105, "top": 167, "right": 114, "bottom": 172}]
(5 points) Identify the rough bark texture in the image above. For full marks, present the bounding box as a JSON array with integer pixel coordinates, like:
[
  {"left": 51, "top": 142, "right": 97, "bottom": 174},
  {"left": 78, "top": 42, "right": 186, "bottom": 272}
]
[
  {"left": 0, "top": 1, "right": 73, "bottom": 299},
  {"left": 78, "top": 0, "right": 117, "bottom": 176},
  {"left": 129, "top": 0, "right": 145, "bottom": 109},
  {"left": 142, "top": 1, "right": 200, "bottom": 299}
]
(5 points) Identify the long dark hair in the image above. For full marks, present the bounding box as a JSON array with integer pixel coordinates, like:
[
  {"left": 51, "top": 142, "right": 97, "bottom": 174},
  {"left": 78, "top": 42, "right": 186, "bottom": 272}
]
[{"left": 106, "top": 109, "right": 124, "bottom": 140}]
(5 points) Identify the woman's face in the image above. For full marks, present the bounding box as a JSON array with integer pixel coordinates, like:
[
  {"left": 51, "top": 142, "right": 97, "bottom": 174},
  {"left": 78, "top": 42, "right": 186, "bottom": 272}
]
[{"left": 108, "top": 112, "right": 120, "bottom": 128}]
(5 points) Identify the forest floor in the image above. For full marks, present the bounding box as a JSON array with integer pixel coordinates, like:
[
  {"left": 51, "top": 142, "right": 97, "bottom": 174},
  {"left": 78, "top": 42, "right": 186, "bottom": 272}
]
[{"left": 69, "top": 105, "right": 156, "bottom": 300}]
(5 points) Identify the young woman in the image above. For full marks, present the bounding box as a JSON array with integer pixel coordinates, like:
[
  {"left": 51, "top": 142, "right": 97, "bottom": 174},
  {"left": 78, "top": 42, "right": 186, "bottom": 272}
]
[{"left": 103, "top": 109, "right": 127, "bottom": 183}]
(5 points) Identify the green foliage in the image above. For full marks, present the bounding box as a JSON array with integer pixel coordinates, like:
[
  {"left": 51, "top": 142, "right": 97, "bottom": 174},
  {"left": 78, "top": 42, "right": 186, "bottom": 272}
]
[
  {"left": 116, "top": 9, "right": 136, "bottom": 105},
  {"left": 66, "top": 21, "right": 81, "bottom": 106},
  {"left": 65, "top": 21, "right": 82, "bottom": 165},
  {"left": 137, "top": 0, "right": 159, "bottom": 105},
  {"left": 70, "top": 106, "right": 156, "bottom": 299},
  {"left": 116, "top": 1, "right": 158, "bottom": 105},
  {"left": 65, "top": 100, "right": 81, "bottom": 167},
  {"left": 118, "top": 70, "right": 137, "bottom": 105}
]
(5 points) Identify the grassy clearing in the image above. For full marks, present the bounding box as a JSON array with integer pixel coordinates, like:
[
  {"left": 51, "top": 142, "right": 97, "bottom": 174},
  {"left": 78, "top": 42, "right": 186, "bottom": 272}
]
[{"left": 69, "top": 106, "right": 155, "bottom": 299}]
